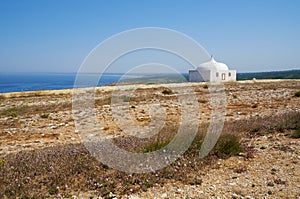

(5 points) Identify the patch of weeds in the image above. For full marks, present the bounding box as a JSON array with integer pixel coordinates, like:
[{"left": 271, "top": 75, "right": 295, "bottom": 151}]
[
  {"left": 284, "top": 112, "right": 300, "bottom": 130},
  {"left": 212, "top": 134, "right": 243, "bottom": 159},
  {"left": 203, "top": 84, "right": 208, "bottom": 89},
  {"left": 250, "top": 126, "right": 261, "bottom": 133},
  {"left": 162, "top": 89, "right": 172, "bottom": 95},
  {"left": 48, "top": 187, "right": 58, "bottom": 195},
  {"left": 40, "top": 113, "right": 49, "bottom": 119},
  {"left": 122, "top": 96, "right": 131, "bottom": 102},
  {"left": 0, "top": 159, "right": 6, "bottom": 167},
  {"left": 232, "top": 94, "right": 238, "bottom": 99},
  {"left": 1, "top": 107, "right": 18, "bottom": 117},
  {"left": 143, "top": 179, "right": 154, "bottom": 188},
  {"left": 142, "top": 139, "right": 171, "bottom": 152},
  {"left": 291, "top": 129, "right": 300, "bottom": 139},
  {"left": 189, "top": 177, "right": 202, "bottom": 185},
  {"left": 4, "top": 189, "right": 14, "bottom": 197},
  {"left": 294, "top": 91, "right": 300, "bottom": 97}
]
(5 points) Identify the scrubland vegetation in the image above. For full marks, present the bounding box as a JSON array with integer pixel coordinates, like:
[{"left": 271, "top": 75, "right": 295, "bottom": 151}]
[{"left": 0, "top": 111, "right": 299, "bottom": 198}]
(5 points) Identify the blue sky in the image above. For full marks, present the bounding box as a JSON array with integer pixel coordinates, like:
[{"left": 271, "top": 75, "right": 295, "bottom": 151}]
[{"left": 0, "top": 0, "right": 299, "bottom": 73}]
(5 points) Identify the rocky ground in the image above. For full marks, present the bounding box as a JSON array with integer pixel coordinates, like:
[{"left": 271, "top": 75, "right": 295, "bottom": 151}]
[
  {"left": 126, "top": 132, "right": 300, "bottom": 199},
  {"left": 0, "top": 79, "right": 299, "bottom": 198}
]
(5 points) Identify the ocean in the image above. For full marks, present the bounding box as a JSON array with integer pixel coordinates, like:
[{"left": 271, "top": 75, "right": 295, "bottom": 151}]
[{"left": 0, "top": 73, "right": 123, "bottom": 93}]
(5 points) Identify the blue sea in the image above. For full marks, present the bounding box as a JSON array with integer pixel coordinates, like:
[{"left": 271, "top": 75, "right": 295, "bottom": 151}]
[{"left": 0, "top": 73, "right": 124, "bottom": 93}]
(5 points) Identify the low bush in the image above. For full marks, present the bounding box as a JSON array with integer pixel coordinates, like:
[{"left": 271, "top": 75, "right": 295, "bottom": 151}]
[
  {"left": 291, "top": 129, "right": 300, "bottom": 139},
  {"left": 162, "top": 89, "right": 172, "bottom": 95},
  {"left": 40, "top": 113, "right": 49, "bottom": 118},
  {"left": 295, "top": 91, "right": 300, "bottom": 97},
  {"left": 1, "top": 107, "right": 18, "bottom": 117},
  {"left": 48, "top": 187, "right": 58, "bottom": 195},
  {"left": 122, "top": 96, "right": 131, "bottom": 102},
  {"left": 142, "top": 138, "right": 171, "bottom": 152},
  {"left": 212, "top": 134, "right": 243, "bottom": 159}
]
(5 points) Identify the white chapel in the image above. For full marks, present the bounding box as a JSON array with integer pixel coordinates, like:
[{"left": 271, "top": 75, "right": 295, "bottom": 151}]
[{"left": 189, "top": 56, "right": 236, "bottom": 82}]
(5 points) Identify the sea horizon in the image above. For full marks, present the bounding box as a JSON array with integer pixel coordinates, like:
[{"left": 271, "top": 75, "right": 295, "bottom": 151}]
[{"left": 1, "top": 69, "right": 299, "bottom": 94}]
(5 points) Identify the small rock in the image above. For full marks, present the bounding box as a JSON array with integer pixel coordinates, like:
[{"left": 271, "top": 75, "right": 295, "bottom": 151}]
[
  {"left": 228, "top": 182, "right": 237, "bottom": 186},
  {"left": 108, "top": 192, "right": 116, "bottom": 199},
  {"left": 177, "top": 188, "right": 183, "bottom": 193}
]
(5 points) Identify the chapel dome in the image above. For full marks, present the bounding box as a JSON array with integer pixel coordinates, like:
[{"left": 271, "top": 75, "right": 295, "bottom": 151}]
[{"left": 197, "top": 56, "right": 229, "bottom": 71}]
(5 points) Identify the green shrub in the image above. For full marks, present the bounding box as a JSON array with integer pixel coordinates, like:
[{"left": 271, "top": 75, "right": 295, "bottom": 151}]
[
  {"left": 142, "top": 139, "right": 171, "bottom": 152},
  {"left": 213, "top": 134, "right": 243, "bottom": 158},
  {"left": 40, "top": 113, "right": 49, "bottom": 118},
  {"left": 2, "top": 107, "right": 18, "bottom": 117},
  {"left": 291, "top": 129, "right": 300, "bottom": 138},
  {"left": 162, "top": 89, "right": 172, "bottom": 95},
  {"left": 232, "top": 94, "right": 238, "bottom": 99},
  {"left": 48, "top": 187, "right": 58, "bottom": 195},
  {"left": 203, "top": 84, "right": 208, "bottom": 89},
  {"left": 295, "top": 91, "right": 300, "bottom": 97},
  {"left": 122, "top": 96, "right": 131, "bottom": 102}
]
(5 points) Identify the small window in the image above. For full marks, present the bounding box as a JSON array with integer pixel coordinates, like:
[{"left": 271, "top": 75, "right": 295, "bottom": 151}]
[
  {"left": 222, "top": 73, "right": 226, "bottom": 80},
  {"left": 216, "top": 72, "right": 219, "bottom": 77},
  {"left": 228, "top": 72, "right": 231, "bottom": 77}
]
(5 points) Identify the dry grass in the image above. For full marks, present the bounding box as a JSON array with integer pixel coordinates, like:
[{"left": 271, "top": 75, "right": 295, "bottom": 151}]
[
  {"left": 0, "top": 111, "right": 299, "bottom": 198},
  {"left": 0, "top": 102, "right": 71, "bottom": 118}
]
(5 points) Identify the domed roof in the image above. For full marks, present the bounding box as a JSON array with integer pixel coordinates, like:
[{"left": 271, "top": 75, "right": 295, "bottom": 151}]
[{"left": 197, "top": 56, "right": 229, "bottom": 71}]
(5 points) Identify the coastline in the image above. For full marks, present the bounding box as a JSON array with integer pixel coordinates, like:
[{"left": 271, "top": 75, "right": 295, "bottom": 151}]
[{"left": 0, "top": 79, "right": 299, "bottom": 98}]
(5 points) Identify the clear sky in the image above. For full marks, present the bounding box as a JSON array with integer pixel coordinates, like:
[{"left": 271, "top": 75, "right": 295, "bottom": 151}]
[{"left": 0, "top": 0, "right": 299, "bottom": 73}]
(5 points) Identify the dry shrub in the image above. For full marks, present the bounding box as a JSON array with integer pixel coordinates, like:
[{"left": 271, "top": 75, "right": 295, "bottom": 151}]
[
  {"left": 212, "top": 134, "right": 243, "bottom": 159},
  {"left": 291, "top": 129, "right": 300, "bottom": 138}
]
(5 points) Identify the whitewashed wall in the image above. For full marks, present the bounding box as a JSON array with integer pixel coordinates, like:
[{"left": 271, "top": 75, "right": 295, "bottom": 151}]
[{"left": 189, "top": 70, "right": 236, "bottom": 82}]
